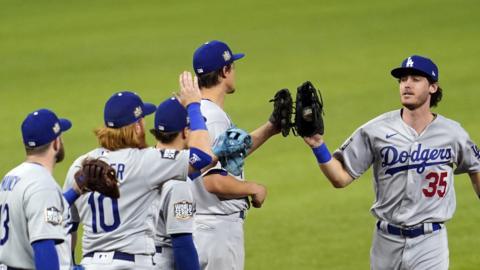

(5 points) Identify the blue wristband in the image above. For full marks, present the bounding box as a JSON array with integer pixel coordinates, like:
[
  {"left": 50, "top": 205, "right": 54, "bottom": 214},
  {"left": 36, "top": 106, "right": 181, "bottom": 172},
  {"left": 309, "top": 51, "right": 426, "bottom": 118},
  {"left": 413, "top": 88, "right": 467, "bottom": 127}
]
[
  {"left": 63, "top": 188, "right": 80, "bottom": 206},
  {"left": 312, "top": 143, "right": 332, "bottom": 164},
  {"left": 187, "top": 102, "right": 207, "bottom": 131}
]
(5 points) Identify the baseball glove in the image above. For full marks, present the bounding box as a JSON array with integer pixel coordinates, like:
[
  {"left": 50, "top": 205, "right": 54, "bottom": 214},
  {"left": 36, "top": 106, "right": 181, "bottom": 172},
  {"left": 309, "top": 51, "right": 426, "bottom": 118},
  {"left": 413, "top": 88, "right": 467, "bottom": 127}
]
[
  {"left": 74, "top": 158, "right": 120, "bottom": 199},
  {"left": 213, "top": 127, "right": 253, "bottom": 176},
  {"left": 294, "top": 81, "right": 324, "bottom": 137},
  {"left": 269, "top": 88, "right": 294, "bottom": 137}
]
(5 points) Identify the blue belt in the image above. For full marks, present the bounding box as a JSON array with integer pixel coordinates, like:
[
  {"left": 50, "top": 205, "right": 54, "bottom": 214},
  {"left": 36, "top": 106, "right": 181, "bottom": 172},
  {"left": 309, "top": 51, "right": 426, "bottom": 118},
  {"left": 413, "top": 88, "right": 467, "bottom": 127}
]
[
  {"left": 84, "top": 251, "right": 135, "bottom": 262},
  {"left": 377, "top": 221, "right": 442, "bottom": 238}
]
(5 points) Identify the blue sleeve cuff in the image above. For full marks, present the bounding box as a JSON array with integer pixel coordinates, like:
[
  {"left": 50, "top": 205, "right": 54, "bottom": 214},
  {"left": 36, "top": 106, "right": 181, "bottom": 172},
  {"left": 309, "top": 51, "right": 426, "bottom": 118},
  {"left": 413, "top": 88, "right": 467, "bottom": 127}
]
[
  {"left": 171, "top": 233, "right": 200, "bottom": 270},
  {"left": 63, "top": 188, "right": 80, "bottom": 206},
  {"left": 32, "top": 239, "right": 59, "bottom": 270},
  {"left": 204, "top": 168, "right": 228, "bottom": 176}
]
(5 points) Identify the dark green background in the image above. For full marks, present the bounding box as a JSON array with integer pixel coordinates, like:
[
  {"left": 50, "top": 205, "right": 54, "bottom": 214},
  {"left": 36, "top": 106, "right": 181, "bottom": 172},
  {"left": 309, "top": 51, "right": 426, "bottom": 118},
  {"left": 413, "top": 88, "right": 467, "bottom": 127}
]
[{"left": 1, "top": 0, "right": 479, "bottom": 268}]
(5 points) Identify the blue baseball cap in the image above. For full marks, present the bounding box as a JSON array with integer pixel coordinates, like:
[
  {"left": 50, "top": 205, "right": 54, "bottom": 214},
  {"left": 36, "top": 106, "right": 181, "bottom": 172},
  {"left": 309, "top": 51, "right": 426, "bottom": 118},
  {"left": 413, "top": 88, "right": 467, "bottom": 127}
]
[
  {"left": 104, "top": 91, "right": 156, "bottom": 128},
  {"left": 153, "top": 97, "right": 188, "bottom": 132},
  {"left": 193, "top": 40, "right": 245, "bottom": 75},
  {"left": 21, "top": 109, "right": 72, "bottom": 147},
  {"left": 391, "top": 55, "right": 439, "bottom": 82}
]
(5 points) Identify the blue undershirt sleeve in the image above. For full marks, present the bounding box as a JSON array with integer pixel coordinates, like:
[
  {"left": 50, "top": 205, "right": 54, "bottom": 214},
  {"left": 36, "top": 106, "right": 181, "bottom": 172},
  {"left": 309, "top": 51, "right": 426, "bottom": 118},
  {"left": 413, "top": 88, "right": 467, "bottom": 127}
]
[
  {"left": 32, "top": 239, "right": 60, "bottom": 270},
  {"left": 171, "top": 233, "right": 200, "bottom": 270}
]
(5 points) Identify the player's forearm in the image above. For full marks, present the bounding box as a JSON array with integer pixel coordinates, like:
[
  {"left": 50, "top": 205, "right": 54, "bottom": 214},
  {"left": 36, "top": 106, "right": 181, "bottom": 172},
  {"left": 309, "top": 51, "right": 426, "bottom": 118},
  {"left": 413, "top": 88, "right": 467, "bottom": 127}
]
[
  {"left": 304, "top": 135, "right": 354, "bottom": 188},
  {"left": 186, "top": 102, "right": 214, "bottom": 157},
  {"left": 203, "top": 174, "right": 262, "bottom": 199},
  {"left": 248, "top": 121, "right": 278, "bottom": 155},
  {"left": 469, "top": 172, "right": 480, "bottom": 198},
  {"left": 319, "top": 158, "right": 354, "bottom": 188}
]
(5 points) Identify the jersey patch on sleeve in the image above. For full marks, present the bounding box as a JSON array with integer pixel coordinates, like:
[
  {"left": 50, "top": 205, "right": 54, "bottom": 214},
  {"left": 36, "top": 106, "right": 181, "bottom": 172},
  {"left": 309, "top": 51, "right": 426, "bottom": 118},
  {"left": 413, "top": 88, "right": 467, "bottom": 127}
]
[
  {"left": 160, "top": 149, "right": 180, "bottom": 160},
  {"left": 173, "top": 200, "right": 194, "bottom": 220},
  {"left": 45, "top": 207, "right": 63, "bottom": 225},
  {"left": 472, "top": 145, "right": 480, "bottom": 160}
]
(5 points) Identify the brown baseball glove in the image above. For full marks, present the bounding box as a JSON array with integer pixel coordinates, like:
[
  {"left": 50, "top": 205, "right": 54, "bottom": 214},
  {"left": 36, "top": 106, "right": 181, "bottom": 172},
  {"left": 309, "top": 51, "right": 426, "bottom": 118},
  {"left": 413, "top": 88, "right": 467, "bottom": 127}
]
[{"left": 74, "top": 158, "right": 120, "bottom": 198}]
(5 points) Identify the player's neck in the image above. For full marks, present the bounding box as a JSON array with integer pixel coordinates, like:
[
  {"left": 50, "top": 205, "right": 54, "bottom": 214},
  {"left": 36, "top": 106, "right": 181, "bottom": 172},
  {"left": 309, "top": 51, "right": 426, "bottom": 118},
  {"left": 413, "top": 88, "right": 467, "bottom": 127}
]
[
  {"left": 201, "top": 84, "right": 227, "bottom": 109},
  {"left": 155, "top": 140, "right": 184, "bottom": 151},
  {"left": 25, "top": 155, "right": 55, "bottom": 174},
  {"left": 401, "top": 106, "right": 435, "bottom": 134}
]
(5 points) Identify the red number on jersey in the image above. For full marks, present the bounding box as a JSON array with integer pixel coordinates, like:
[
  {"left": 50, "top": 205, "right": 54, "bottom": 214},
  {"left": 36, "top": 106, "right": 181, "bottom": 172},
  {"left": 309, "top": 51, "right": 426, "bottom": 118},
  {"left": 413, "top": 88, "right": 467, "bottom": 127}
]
[{"left": 422, "top": 171, "right": 448, "bottom": 198}]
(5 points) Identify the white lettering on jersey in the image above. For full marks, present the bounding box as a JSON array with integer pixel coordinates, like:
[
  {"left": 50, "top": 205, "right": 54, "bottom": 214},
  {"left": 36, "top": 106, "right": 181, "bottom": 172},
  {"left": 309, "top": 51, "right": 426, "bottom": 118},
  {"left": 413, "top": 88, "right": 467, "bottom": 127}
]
[
  {"left": 45, "top": 207, "right": 63, "bottom": 225},
  {"left": 174, "top": 201, "right": 194, "bottom": 220},
  {"left": 189, "top": 153, "right": 200, "bottom": 165}
]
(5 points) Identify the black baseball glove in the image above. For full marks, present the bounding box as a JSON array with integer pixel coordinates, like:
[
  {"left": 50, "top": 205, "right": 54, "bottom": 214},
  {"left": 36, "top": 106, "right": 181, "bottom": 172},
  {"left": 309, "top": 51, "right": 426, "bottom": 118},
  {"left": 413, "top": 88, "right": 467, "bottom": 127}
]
[
  {"left": 294, "top": 81, "right": 324, "bottom": 137},
  {"left": 74, "top": 158, "right": 120, "bottom": 198},
  {"left": 269, "top": 88, "right": 294, "bottom": 137}
]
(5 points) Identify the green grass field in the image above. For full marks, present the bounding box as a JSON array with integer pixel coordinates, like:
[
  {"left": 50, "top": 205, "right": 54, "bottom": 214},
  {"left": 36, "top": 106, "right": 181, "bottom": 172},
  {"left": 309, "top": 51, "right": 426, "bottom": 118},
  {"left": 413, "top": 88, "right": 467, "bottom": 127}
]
[{"left": 1, "top": 0, "right": 480, "bottom": 269}]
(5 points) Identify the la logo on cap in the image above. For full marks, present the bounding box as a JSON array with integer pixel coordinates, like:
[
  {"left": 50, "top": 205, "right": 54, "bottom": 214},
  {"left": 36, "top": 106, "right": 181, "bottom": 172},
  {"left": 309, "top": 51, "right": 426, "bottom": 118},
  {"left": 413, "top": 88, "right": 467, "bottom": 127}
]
[
  {"left": 52, "top": 123, "right": 61, "bottom": 134},
  {"left": 223, "top": 51, "right": 231, "bottom": 61},
  {"left": 406, "top": 57, "right": 414, "bottom": 67},
  {"left": 134, "top": 106, "right": 143, "bottom": 118}
]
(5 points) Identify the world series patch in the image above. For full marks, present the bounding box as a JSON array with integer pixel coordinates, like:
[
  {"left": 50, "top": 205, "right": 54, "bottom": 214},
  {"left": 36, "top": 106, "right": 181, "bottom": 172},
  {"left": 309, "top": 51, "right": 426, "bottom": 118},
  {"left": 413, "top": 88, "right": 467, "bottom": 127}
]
[
  {"left": 173, "top": 201, "right": 194, "bottom": 220},
  {"left": 45, "top": 207, "right": 63, "bottom": 225}
]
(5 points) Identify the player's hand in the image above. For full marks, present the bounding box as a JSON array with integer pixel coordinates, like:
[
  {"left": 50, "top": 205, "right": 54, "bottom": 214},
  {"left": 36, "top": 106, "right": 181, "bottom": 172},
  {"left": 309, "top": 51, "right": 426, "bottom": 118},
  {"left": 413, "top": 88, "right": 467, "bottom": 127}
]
[
  {"left": 251, "top": 183, "right": 267, "bottom": 208},
  {"left": 178, "top": 71, "right": 201, "bottom": 107},
  {"left": 303, "top": 134, "right": 324, "bottom": 148}
]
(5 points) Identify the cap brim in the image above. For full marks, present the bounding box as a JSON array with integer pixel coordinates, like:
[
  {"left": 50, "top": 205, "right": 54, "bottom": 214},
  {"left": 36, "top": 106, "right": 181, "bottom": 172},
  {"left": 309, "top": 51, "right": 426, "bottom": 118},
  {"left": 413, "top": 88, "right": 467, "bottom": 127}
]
[
  {"left": 143, "top": 103, "right": 157, "bottom": 116},
  {"left": 391, "top": 67, "right": 433, "bottom": 80},
  {"left": 59, "top": 118, "right": 72, "bottom": 132},
  {"left": 233, "top": 53, "right": 245, "bottom": 61}
]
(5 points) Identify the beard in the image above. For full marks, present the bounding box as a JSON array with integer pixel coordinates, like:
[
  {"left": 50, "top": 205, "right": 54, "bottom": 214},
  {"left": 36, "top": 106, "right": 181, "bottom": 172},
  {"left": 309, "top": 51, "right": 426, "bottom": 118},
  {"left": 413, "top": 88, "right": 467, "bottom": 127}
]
[
  {"left": 227, "top": 87, "right": 236, "bottom": 94},
  {"left": 135, "top": 130, "right": 148, "bottom": 149},
  {"left": 55, "top": 141, "right": 65, "bottom": 163}
]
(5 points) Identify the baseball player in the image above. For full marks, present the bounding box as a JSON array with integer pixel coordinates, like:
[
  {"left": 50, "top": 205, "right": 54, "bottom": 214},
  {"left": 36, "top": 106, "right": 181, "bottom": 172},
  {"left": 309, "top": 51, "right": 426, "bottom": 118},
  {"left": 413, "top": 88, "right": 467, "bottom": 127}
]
[
  {"left": 150, "top": 97, "right": 200, "bottom": 270},
  {"left": 303, "top": 55, "right": 480, "bottom": 269},
  {"left": 0, "top": 109, "right": 73, "bottom": 270},
  {"left": 64, "top": 72, "right": 213, "bottom": 270},
  {"left": 190, "top": 40, "right": 279, "bottom": 270}
]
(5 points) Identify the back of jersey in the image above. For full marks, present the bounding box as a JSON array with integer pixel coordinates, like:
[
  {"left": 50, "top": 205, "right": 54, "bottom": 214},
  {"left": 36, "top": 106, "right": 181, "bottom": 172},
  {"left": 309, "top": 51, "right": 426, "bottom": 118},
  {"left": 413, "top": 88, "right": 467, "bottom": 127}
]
[
  {"left": 189, "top": 100, "right": 249, "bottom": 215},
  {"left": 0, "top": 163, "right": 68, "bottom": 269},
  {"left": 64, "top": 147, "right": 189, "bottom": 255}
]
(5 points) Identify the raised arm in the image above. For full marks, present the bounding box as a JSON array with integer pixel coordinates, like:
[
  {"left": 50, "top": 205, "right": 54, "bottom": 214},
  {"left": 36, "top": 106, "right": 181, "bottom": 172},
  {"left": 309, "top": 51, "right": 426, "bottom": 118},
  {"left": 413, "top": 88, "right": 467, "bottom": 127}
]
[
  {"left": 248, "top": 121, "right": 279, "bottom": 155},
  {"left": 303, "top": 134, "right": 354, "bottom": 188},
  {"left": 177, "top": 71, "right": 214, "bottom": 175}
]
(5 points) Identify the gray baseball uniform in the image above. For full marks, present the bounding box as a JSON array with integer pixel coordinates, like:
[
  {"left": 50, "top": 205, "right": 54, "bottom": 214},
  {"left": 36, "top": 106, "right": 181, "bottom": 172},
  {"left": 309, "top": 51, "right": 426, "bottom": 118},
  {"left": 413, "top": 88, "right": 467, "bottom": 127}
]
[
  {"left": 334, "top": 109, "right": 480, "bottom": 269},
  {"left": 0, "top": 162, "right": 71, "bottom": 270},
  {"left": 153, "top": 180, "right": 195, "bottom": 269},
  {"left": 190, "top": 99, "right": 247, "bottom": 270},
  {"left": 64, "top": 147, "right": 189, "bottom": 270}
]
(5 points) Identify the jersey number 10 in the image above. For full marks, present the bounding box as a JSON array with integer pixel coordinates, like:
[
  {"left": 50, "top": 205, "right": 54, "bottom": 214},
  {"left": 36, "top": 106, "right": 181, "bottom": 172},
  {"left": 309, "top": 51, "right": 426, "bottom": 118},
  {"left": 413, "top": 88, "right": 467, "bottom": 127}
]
[{"left": 88, "top": 193, "right": 121, "bottom": 233}]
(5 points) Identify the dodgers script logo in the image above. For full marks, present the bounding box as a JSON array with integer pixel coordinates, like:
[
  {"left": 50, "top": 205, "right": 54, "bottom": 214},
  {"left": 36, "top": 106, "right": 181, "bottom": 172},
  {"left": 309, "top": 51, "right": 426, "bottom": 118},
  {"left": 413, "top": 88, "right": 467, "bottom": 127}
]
[
  {"left": 472, "top": 144, "right": 480, "bottom": 160},
  {"left": 381, "top": 144, "right": 452, "bottom": 175}
]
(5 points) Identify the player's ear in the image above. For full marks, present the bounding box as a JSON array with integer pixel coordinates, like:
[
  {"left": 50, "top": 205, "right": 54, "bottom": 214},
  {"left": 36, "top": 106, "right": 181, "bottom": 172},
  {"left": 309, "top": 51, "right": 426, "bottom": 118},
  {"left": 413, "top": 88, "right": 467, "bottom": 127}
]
[
  {"left": 182, "top": 127, "right": 189, "bottom": 140},
  {"left": 134, "top": 119, "right": 144, "bottom": 134},
  {"left": 429, "top": 82, "right": 439, "bottom": 94},
  {"left": 52, "top": 137, "right": 60, "bottom": 151}
]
